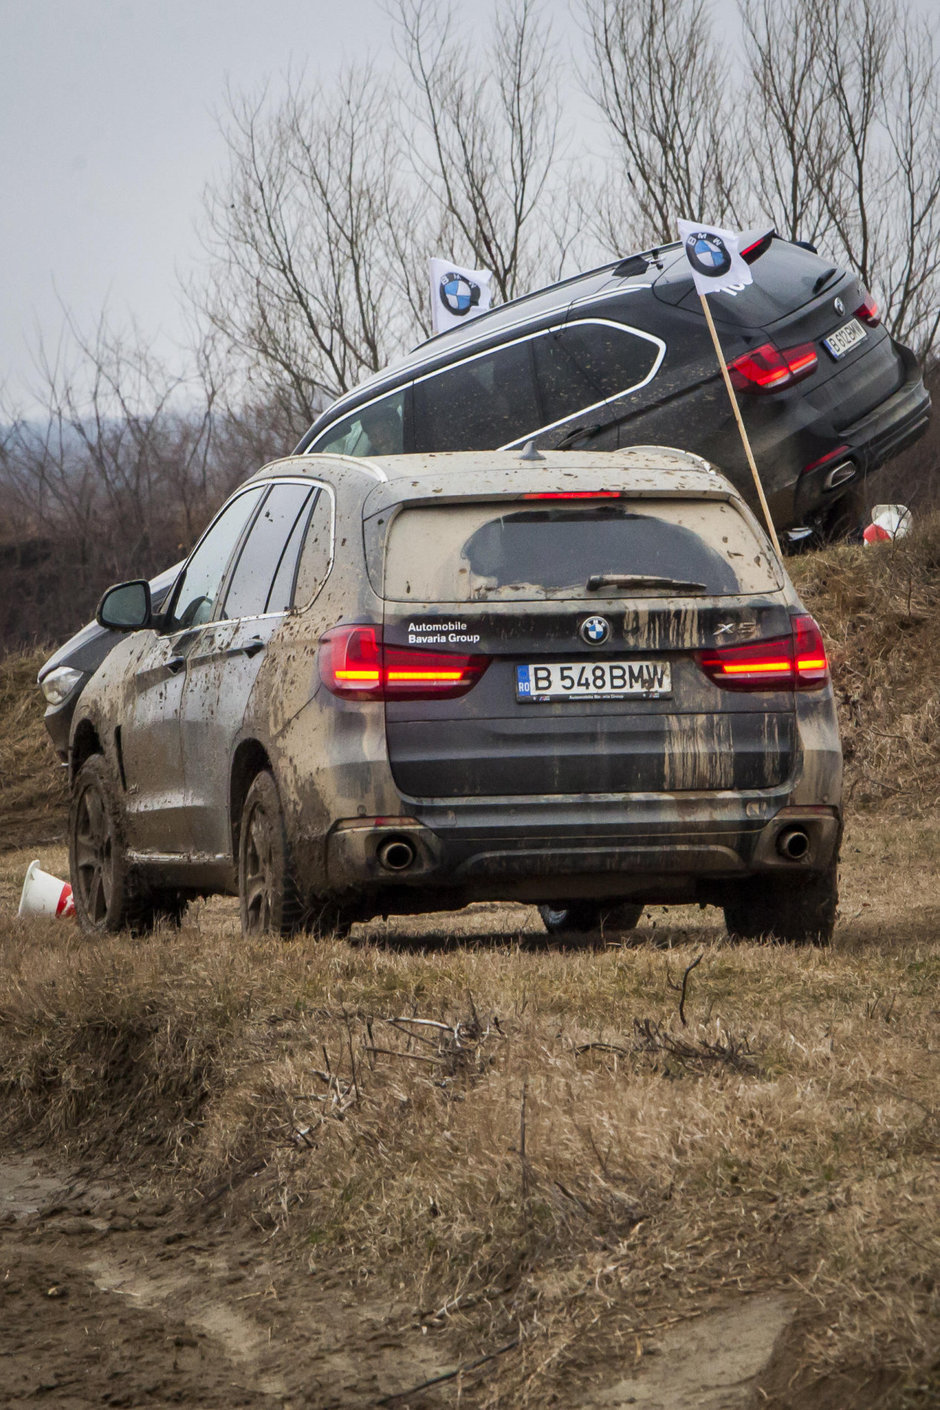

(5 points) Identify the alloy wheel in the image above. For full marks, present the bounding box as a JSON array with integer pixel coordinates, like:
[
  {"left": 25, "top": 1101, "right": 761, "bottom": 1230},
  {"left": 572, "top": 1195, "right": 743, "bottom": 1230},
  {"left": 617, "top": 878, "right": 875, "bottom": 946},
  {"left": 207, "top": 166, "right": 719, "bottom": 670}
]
[
  {"left": 242, "top": 802, "right": 275, "bottom": 932},
  {"left": 73, "top": 780, "right": 114, "bottom": 924}
]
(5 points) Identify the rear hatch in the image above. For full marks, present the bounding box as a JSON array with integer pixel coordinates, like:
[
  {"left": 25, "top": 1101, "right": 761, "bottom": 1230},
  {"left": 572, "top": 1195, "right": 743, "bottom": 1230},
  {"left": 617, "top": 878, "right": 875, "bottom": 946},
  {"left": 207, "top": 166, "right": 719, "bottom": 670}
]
[
  {"left": 652, "top": 237, "right": 907, "bottom": 423},
  {"left": 378, "top": 488, "right": 796, "bottom": 799}
]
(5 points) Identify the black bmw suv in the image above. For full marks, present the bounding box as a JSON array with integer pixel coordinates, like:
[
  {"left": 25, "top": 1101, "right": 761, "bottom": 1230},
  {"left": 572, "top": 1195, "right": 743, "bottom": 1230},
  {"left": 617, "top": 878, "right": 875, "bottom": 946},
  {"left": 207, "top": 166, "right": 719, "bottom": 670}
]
[{"left": 297, "top": 235, "right": 929, "bottom": 537}]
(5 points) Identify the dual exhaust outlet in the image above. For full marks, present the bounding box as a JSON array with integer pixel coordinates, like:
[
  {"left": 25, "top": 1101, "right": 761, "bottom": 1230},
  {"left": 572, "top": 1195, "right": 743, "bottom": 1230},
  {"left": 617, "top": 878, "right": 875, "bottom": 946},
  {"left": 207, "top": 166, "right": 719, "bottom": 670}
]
[{"left": 378, "top": 828, "right": 811, "bottom": 871}]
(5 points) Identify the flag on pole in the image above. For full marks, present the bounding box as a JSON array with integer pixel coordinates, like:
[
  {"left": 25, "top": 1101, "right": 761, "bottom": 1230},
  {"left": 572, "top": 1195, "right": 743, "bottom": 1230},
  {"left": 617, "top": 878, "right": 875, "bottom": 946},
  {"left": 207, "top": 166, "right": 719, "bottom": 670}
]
[
  {"left": 676, "top": 220, "right": 754, "bottom": 297},
  {"left": 676, "top": 218, "right": 782, "bottom": 556},
  {"left": 430, "top": 258, "right": 493, "bottom": 334}
]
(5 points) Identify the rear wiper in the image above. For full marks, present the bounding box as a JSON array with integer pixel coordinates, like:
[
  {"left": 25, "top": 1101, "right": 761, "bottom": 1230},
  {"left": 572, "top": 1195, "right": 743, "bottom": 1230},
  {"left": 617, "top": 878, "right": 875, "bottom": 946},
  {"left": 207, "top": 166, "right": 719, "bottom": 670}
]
[
  {"left": 812, "top": 266, "right": 839, "bottom": 293},
  {"left": 586, "top": 573, "right": 707, "bottom": 592}
]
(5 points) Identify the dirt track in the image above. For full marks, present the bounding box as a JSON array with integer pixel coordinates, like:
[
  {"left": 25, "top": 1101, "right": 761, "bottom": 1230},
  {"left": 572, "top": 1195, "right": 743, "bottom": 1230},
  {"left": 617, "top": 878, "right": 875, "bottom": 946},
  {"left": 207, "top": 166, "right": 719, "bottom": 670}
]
[
  {"left": 1, "top": 1151, "right": 456, "bottom": 1409},
  {"left": 1, "top": 1149, "right": 801, "bottom": 1409}
]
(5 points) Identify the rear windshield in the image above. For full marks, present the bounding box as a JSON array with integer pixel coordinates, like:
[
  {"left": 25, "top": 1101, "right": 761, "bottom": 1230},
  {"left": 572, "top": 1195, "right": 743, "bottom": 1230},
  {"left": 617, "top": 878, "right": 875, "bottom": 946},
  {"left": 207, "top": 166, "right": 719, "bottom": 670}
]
[
  {"left": 653, "top": 238, "right": 840, "bottom": 327},
  {"left": 384, "top": 499, "right": 781, "bottom": 601}
]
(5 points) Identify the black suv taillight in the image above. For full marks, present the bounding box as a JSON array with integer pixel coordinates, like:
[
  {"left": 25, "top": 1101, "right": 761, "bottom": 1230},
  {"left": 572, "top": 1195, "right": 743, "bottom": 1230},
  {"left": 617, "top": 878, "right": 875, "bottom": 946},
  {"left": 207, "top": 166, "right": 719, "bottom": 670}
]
[
  {"left": 697, "top": 614, "right": 829, "bottom": 691},
  {"left": 319, "top": 625, "right": 490, "bottom": 701},
  {"left": 727, "top": 341, "right": 818, "bottom": 393},
  {"left": 854, "top": 294, "right": 880, "bottom": 326}
]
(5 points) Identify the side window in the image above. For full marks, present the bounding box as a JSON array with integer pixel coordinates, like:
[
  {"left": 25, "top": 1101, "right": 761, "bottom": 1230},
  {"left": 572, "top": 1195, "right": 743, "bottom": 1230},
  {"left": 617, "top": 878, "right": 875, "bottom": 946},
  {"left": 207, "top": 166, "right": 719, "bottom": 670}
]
[
  {"left": 221, "top": 482, "right": 313, "bottom": 620},
  {"left": 164, "top": 485, "right": 265, "bottom": 634},
  {"left": 293, "top": 488, "right": 334, "bottom": 607},
  {"left": 545, "top": 323, "right": 659, "bottom": 408},
  {"left": 531, "top": 329, "right": 601, "bottom": 424},
  {"left": 266, "top": 489, "right": 319, "bottom": 613},
  {"left": 310, "top": 389, "right": 405, "bottom": 458},
  {"left": 413, "top": 341, "right": 541, "bottom": 451}
]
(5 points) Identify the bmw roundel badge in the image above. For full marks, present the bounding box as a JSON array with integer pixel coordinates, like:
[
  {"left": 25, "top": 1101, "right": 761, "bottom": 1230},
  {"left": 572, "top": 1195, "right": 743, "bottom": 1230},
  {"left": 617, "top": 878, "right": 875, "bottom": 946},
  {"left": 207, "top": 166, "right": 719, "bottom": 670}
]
[
  {"left": 439, "top": 271, "right": 482, "bottom": 317},
  {"left": 834, "top": 296, "right": 845, "bottom": 316},
  {"left": 580, "top": 615, "right": 611, "bottom": 646},
  {"left": 685, "top": 231, "right": 732, "bottom": 280}
]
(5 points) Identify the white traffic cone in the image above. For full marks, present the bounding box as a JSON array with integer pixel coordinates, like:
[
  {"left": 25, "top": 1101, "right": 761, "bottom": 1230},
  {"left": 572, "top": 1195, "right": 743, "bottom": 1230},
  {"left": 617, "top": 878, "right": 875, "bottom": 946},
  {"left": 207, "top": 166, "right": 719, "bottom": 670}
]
[{"left": 18, "top": 859, "right": 75, "bottom": 918}]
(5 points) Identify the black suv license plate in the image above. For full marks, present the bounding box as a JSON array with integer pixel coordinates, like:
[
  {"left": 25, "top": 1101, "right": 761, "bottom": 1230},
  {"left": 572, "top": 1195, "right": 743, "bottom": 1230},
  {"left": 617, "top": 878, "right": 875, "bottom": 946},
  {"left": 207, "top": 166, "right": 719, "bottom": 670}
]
[{"left": 823, "top": 318, "right": 866, "bottom": 359}]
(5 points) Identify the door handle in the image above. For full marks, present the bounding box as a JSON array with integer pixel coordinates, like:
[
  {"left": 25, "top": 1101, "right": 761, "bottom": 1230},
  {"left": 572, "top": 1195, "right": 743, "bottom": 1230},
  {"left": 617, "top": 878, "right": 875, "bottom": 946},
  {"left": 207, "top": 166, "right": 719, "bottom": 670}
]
[
  {"left": 166, "top": 656, "right": 185, "bottom": 674},
  {"left": 220, "top": 637, "right": 265, "bottom": 660}
]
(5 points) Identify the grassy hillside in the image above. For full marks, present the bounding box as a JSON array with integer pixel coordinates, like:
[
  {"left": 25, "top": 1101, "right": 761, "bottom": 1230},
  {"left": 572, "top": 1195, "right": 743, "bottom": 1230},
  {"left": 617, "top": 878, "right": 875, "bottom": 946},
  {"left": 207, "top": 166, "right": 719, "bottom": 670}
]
[
  {"left": 0, "top": 646, "right": 67, "bottom": 852},
  {"left": 790, "top": 519, "right": 940, "bottom": 812}
]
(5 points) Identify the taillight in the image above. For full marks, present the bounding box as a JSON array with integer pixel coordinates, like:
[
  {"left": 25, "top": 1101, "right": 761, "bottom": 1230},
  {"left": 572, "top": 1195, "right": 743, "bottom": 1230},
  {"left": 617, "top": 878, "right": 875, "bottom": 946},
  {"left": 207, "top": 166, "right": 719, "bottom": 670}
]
[
  {"left": 319, "top": 624, "right": 490, "bottom": 701},
  {"left": 792, "top": 615, "right": 829, "bottom": 686},
  {"left": 854, "top": 295, "right": 880, "bottom": 326},
  {"left": 727, "top": 341, "right": 818, "bottom": 392},
  {"left": 698, "top": 615, "right": 829, "bottom": 691}
]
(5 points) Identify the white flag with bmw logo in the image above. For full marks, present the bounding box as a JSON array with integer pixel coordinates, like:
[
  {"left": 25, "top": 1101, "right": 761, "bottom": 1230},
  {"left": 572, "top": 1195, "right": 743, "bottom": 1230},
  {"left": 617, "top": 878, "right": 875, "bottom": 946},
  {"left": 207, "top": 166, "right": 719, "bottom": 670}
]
[
  {"left": 430, "top": 258, "right": 493, "bottom": 333},
  {"left": 677, "top": 220, "right": 753, "bottom": 297}
]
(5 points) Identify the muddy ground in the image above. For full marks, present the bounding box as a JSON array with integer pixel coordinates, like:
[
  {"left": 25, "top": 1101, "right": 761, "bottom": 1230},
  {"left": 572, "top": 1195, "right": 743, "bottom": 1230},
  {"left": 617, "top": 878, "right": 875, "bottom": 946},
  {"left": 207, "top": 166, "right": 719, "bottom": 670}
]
[{"left": 0, "top": 1131, "right": 802, "bottom": 1410}]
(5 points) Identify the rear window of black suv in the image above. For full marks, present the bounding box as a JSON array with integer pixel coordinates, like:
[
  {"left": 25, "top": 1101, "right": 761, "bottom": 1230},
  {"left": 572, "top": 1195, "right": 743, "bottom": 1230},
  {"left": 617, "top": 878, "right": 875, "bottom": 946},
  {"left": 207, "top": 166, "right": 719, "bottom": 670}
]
[{"left": 383, "top": 498, "right": 781, "bottom": 601}]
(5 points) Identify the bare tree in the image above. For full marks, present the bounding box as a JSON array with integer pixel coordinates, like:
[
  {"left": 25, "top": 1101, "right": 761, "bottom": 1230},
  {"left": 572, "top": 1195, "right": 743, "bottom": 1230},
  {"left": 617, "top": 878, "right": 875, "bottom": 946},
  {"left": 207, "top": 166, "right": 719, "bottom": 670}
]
[
  {"left": 743, "top": 0, "right": 940, "bottom": 361},
  {"left": 198, "top": 70, "right": 424, "bottom": 434},
  {"left": 740, "top": 0, "right": 841, "bottom": 246},
  {"left": 392, "top": 0, "right": 575, "bottom": 302},
  {"left": 820, "top": 0, "right": 940, "bottom": 359},
  {"left": 581, "top": 0, "right": 747, "bottom": 251},
  {"left": 0, "top": 316, "right": 246, "bottom": 646}
]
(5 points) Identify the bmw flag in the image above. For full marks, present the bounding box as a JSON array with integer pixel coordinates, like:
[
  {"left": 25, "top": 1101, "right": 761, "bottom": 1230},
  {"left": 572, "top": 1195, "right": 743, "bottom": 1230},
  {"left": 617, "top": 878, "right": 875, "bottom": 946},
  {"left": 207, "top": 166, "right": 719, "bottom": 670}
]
[
  {"left": 430, "top": 258, "right": 493, "bottom": 334},
  {"left": 677, "top": 220, "right": 754, "bottom": 297}
]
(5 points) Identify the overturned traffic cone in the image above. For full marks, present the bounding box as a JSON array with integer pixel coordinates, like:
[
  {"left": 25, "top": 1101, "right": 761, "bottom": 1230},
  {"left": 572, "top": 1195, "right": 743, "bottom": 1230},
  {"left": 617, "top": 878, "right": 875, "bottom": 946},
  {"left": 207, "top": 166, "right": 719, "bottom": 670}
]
[
  {"left": 18, "top": 859, "right": 75, "bottom": 918},
  {"left": 863, "top": 503, "right": 912, "bottom": 545}
]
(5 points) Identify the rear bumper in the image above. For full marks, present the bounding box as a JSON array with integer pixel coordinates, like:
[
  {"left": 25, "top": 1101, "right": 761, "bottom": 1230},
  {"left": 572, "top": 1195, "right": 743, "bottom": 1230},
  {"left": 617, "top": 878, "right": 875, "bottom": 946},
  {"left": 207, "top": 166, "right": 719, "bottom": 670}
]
[
  {"left": 793, "top": 347, "right": 930, "bottom": 524},
  {"left": 841, "top": 343, "right": 931, "bottom": 471},
  {"left": 325, "top": 793, "right": 841, "bottom": 907}
]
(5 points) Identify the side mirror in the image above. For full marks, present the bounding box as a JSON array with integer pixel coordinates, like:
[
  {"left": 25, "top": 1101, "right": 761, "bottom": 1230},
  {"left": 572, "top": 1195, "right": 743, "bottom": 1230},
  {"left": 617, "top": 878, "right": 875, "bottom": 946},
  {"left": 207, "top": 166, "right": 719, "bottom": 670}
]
[{"left": 96, "top": 580, "right": 153, "bottom": 631}]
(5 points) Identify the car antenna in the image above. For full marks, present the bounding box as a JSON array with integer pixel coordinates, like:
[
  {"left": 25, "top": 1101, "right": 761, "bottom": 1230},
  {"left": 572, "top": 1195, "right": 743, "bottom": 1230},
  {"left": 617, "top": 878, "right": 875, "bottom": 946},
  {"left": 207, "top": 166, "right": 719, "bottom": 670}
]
[{"left": 518, "top": 440, "right": 545, "bottom": 462}]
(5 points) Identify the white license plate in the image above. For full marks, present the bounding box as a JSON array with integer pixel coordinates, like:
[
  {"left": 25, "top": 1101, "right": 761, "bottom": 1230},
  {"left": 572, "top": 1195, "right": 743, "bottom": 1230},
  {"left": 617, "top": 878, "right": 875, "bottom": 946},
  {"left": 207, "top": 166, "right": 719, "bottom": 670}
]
[
  {"left": 823, "top": 318, "right": 866, "bottom": 359},
  {"left": 516, "top": 659, "right": 671, "bottom": 701}
]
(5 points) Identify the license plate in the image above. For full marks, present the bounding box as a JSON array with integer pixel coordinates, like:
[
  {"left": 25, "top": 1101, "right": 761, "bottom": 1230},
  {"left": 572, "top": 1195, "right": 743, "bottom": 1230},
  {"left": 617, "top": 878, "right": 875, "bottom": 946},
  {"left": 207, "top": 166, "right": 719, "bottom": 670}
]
[
  {"left": 516, "top": 660, "right": 671, "bottom": 701},
  {"left": 823, "top": 318, "right": 866, "bottom": 359}
]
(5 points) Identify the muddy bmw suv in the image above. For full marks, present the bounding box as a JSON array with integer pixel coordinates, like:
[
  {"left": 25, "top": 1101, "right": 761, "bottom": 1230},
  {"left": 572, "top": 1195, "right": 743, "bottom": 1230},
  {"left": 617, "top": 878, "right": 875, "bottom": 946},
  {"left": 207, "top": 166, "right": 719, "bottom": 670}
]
[{"left": 68, "top": 446, "right": 842, "bottom": 943}]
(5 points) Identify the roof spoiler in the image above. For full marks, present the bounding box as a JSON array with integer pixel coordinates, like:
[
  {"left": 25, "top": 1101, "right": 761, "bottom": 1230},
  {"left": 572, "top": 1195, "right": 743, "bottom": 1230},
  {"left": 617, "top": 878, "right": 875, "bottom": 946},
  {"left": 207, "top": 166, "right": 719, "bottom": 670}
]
[{"left": 739, "top": 228, "right": 777, "bottom": 264}]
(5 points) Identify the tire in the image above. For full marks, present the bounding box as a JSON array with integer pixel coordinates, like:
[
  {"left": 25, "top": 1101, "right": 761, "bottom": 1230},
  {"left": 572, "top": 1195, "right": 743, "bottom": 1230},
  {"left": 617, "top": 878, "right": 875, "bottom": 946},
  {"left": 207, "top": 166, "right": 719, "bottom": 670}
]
[
  {"left": 68, "top": 755, "right": 134, "bottom": 934},
  {"left": 69, "top": 755, "right": 187, "bottom": 935},
  {"left": 723, "top": 864, "right": 838, "bottom": 946},
  {"left": 238, "top": 770, "right": 303, "bottom": 937},
  {"left": 815, "top": 480, "right": 868, "bottom": 545},
  {"left": 539, "top": 900, "right": 644, "bottom": 935}
]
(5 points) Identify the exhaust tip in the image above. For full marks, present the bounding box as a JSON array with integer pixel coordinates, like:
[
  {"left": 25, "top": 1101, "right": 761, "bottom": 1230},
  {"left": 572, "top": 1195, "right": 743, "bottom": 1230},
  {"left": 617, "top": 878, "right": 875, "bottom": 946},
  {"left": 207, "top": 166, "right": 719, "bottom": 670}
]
[
  {"left": 777, "top": 827, "right": 810, "bottom": 861},
  {"left": 377, "top": 836, "right": 416, "bottom": 872},
  {"left": 824, "top": 461, "right": 857, "bottom": 492}
]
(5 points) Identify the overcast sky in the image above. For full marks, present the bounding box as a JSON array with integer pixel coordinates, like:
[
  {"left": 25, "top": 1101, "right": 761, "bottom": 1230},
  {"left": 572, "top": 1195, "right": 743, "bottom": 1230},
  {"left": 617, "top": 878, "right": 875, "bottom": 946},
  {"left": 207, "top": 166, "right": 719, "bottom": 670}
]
[
  {"left": 1, "top": 0, "right": 407, "bottom": 411},
  {"left": 2, "top": 0, "right": 935, "bottom": 416}
]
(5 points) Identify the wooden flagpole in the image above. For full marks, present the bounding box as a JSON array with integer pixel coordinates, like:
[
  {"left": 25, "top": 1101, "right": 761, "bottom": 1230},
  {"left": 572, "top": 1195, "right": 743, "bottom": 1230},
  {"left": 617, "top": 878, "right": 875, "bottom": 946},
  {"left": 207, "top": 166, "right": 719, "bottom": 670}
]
[{"left": 698, "top": 292, "right": 782, "bottom": 556}]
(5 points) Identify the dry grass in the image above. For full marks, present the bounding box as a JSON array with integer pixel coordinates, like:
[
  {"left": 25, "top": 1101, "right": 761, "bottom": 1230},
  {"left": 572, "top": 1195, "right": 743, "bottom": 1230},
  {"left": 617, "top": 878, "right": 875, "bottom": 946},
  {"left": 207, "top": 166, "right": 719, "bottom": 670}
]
[
  {"left": 0, "top": 820, "right": 937, "bottom": 1408},
  {"left": 791, "top": 514, "right": 940, "bottom": 813},
  {"left": 0, "top": 645, "right": 67, "bottom": 851}
]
